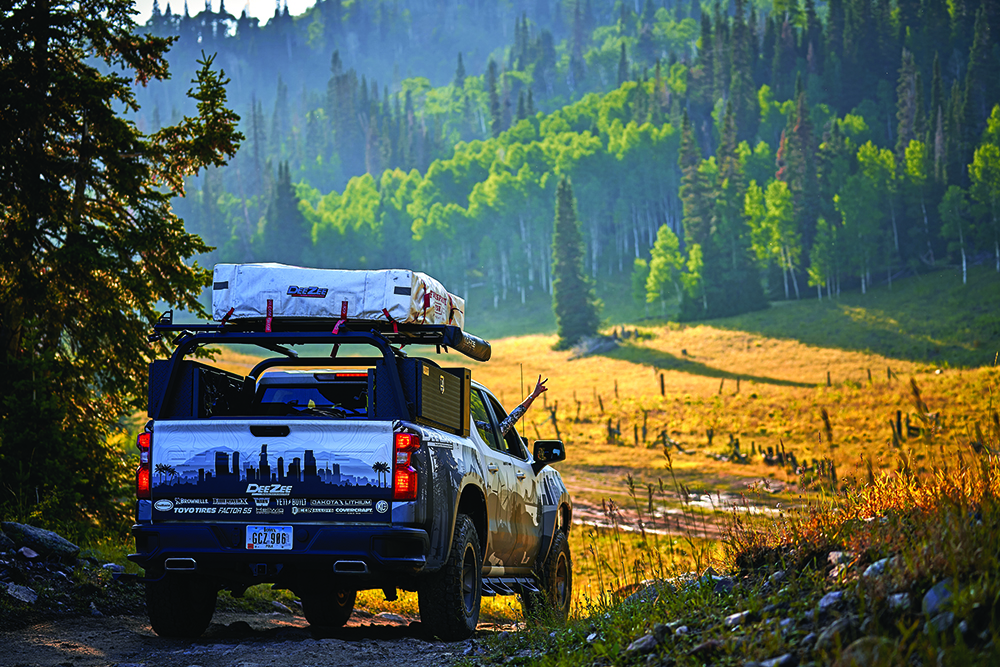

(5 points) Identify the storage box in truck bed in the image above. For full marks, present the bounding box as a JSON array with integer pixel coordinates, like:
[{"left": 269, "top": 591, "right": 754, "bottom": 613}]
[{"left": 130, "top": 268, "right": 572, "bottom": 642}]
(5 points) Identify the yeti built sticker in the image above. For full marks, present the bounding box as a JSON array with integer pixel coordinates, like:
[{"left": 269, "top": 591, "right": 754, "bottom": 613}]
[{"left": 153, "top": 499, "right": 174, "bottom": 512}]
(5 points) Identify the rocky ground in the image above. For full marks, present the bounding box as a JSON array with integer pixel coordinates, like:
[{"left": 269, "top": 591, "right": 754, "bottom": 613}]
[{"left": 0, "top": 522, "right": 485, "bottom": 667}]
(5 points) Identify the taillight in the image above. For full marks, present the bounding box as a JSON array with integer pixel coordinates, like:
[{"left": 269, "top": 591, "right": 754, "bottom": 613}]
[
  {"left": 136, "top": 431, "right": 151, "bottom": 500},
  {"left": 393, "top": 432, "right": 419, "bottom": 501}
]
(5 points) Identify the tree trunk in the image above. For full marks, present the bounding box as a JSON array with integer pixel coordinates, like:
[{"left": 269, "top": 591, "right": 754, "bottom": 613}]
[
  {"left": 590, "top": 216, "right": 600, "bottom": 277},
  {"left": 959, "top": 223, "right": 967, "bottom": 285},
  {"left": 920, "top": 196, "right": 934, "bottom": 264},
  {"left": 780, "top": 247, "right": 790, "bottom": 299},
  {"left": 632, "top": 204, "right": 640, "bottom": 258},
  {"left": 889, "top": 198, "right": 899, "bottom": 252}
]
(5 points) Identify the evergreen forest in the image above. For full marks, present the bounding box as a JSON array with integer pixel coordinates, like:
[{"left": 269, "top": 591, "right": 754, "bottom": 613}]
[{"left": 139, "top": 0, "right": 1000, "bottom": 323}]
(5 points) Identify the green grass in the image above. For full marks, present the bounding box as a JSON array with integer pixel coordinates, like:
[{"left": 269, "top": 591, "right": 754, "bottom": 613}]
[{"left": 701, "top": 265, "right": 1000, "bottom": 369}]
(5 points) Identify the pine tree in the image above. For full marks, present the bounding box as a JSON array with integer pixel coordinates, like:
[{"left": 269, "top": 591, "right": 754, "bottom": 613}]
[
  {"left": 0, "top": 0, "right": 241, "bottom": 523},
  {"left": 777, "top": 78, "right": 821, "bottom": 255},
  {"left": 617, "top": 41, "right": 629, "bottom": 87},
  {"left": 929, "top": 53, "right": 943, "bottom": 149},
  {"left": 730, "top": 0, "right": 759, "bottom": 142},
  {"left": 712, "top": 3, "right": 731, "bottom": 104},
  {"left": 803, "top": 0, "right": 824, "bottom": 72},
  {"left": 966, "top": 7, "right": 998, "bottom": 128},
  {"left": 486, "top": 59, "right": 502, "bottom": 138},
  {"left": 896, "top": 48, "right": 918, "bottom": 162},
  {"left": 826, "top": 0, "right": 844, "bottom": 60},
  {"left": 551, "top": 177, "right": 600, "bottom": 349},
  {"left": 713, "top": 102, "right": 768, "bottom": 316},
  {"left": 679, "top": 111, "right": 712, "bottom": 249},
  {"left": 454, "top": 52, "right": 466, "bottom": 89},
  {"left": 772, "top": 16, "right": 797, "bottom": 99},
  {"left": 691, "top": 13, "right": 714, "bottom": 115},
  {"left": 261, "top": 162, "right": 311, "bottom": 265}
]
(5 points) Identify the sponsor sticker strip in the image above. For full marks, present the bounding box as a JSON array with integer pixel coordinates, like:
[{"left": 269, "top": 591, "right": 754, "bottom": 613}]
[{"left": 153, "top": 496, "right": 391, "bottom": 515}]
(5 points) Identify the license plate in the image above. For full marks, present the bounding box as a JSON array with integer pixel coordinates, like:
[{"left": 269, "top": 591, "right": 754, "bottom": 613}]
[{"left": 246, "top": 525, "right": 293, "bottom": 550}]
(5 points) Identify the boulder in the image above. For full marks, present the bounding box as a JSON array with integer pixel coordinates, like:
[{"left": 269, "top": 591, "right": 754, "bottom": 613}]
[
  {"left": 0, "top": 532, "right": 15, "bottom": 553},
  {"left": 816, "top": 617, "right": 857, "bottom": 653},
  {"left": 925, "top": 611, "right": 955, "bottom": 634},
  {"left": 833, "top": 637, "right": 896, "bottom": 667},
  {"left": 819, "top": 590, "right": 845, "bottom": 614},
  {"left": 3, "top": 582, "right": 38, "bottom": 605},
  {"left": 760, "top": 654, "right": 797, "bottom": 667},
  {"left": 1, "top": 522, "right": 79, "bottom": 563},
  {"left": 922, "top": 579, "right": 953, "bottom": 616},
  {"left": 862, "top": 556, "right": 901, "bottom": 579},
  {"left": 17, "top": 547, "right": 39, "bottom": 560},
  {"left": 624, "top": 633, "right": 659, "bottom": 654}
]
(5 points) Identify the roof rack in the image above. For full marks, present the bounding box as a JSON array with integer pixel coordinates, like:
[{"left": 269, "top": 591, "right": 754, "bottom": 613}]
[{"left": 149, "top": 310, "right": 491, "bottom": 362}]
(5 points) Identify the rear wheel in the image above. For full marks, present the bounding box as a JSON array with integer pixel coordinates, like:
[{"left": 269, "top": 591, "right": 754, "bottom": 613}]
[
  {"left": 418, "top": 513, "right": 482, "bottom": 641},
  {"left": 521, "top": 529, "right": 572, "bottom": 624},
  {"left": 145, "top": 574, "right": 218, "bottom": 638},
  {"left": 300, "top": 587, "right": 356, "bottom": 628}
]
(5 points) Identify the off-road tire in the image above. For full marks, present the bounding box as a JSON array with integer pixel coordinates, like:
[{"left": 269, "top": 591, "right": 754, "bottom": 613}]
[
  {"left": 521, "top": 529, "right": 572, "bottom": 624},
  {"left": 418, "top": 513, "right": 482, "bottom": 641},
  {"left": 300, "top": 587, "right": 356, "bottom": 628},
  {"left": 145, "top": 575, "right": 218, "bottom": 638}
]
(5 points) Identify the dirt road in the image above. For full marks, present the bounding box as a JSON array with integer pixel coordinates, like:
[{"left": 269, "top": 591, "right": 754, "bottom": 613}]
[{"left": 1, "top": 610, "right": 483, "bottom": 667}]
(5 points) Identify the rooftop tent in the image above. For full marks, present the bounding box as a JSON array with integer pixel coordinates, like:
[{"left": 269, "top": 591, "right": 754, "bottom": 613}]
[{"left": 212, "top": 264, "right": 465, "bottom": 330}]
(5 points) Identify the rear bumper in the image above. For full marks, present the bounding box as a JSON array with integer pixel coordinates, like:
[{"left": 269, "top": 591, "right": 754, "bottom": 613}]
[{"left": 129, "top": 522, "right": 430, "bottom": 586}]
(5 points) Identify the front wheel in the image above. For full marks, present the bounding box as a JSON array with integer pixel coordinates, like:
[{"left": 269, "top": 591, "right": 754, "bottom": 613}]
[
  {"left": 418, "top": 513, "right": 482, "bottom": 641},
  {"left": 521, "top": 529, "right": 572, "bottom": 624},
  {"left": 300, "top": 587, "right": 356, "bottom": 628},
  {"left": 145, "top": 574, "right": 218, "bottom": 638}
]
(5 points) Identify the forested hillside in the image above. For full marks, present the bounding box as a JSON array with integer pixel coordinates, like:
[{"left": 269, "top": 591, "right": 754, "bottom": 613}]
[{"left": 144, "top": 0, "right": 1000, "bottom": 324}]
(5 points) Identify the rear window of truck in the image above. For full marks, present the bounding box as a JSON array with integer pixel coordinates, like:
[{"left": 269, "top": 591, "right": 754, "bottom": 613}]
[{"left": 255, "top": 381, "right": 368, "bottom": 418}]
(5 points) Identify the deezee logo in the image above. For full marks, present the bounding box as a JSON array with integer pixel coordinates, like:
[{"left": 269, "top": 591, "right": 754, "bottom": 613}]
[
  {"left": 287, "top": 285, "right": 328, "bottom": 298},
  {"left": 246, "top": 484, "right": 293, "bottom": 497}
]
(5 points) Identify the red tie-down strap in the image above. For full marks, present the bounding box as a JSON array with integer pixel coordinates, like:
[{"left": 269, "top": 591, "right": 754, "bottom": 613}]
[
  {"left": 332, "top": 301, "right": 349, "bottom": 334},
  {"left": 220, "top": 307, "right": 235, "bottom": 326},
  {"left": 447, "top": 294, "right": 461, "bottom": 326},
  {"left": 422, "top": 291, "right": 432, "bottom": 322},
  {"left": 265, "top": 299, "right": 273, "bottom": 332},
  {"left": 381, "top": 308, "right": 399, "bottom": 334}
]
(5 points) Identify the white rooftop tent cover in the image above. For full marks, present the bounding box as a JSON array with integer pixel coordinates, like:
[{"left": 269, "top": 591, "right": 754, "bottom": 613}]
[{"left": 212, "top": 264, "right": 465, "bottom": 330}]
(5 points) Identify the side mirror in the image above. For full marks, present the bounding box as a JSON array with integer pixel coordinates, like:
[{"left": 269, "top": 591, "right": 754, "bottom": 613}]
[{"left": 532, "top": 440, "right": 566, "bottom": 474}]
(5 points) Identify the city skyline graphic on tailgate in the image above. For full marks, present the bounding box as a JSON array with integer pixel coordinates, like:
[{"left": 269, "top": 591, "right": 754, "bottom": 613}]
[{"left": 152, "top": 441, "right": 385, "bottom": 494}]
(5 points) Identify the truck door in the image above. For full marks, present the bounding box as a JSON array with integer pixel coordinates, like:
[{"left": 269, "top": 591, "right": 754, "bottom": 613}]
[
  {"left": 470, "top": 388, "right": 517, "bottom": 569},
  {"left": 485, "top": 393, "right": 541, "bottom": 571}
]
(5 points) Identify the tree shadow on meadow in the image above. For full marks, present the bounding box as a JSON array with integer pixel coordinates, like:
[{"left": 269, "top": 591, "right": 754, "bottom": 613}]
[
  {"left": 710, "top": 298, "right": 989, "bottom": 369},
  {"left": 599, "top": 345, "right": 816, "bottom": 388},
  {"left": 646, "top": 268, "right": 998, "bottom": 369}
]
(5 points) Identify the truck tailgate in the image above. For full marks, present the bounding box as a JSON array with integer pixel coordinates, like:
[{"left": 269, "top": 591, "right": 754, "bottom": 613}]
[{"left": 149, "top": 419, "right": 395, "bottom": 523}]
